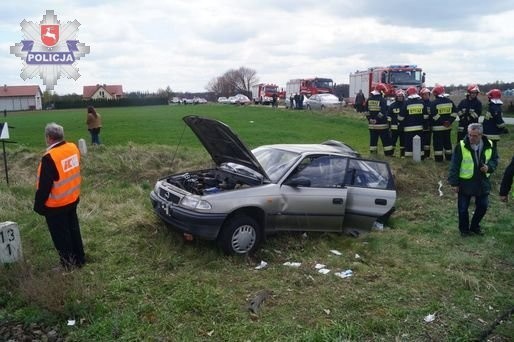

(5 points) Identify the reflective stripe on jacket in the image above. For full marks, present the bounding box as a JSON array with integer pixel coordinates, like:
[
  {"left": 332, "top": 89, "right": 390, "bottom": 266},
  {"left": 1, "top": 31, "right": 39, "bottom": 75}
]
[
  {"left": 37, "top": 142, "right": 81, "bottom": 207},
  {"left": 459, "top": 139, "right": 492, "bottom": 179}
]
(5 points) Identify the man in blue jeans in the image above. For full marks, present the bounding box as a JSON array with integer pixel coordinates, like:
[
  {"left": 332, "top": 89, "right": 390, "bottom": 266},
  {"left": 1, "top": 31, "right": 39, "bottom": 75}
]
[{"left": 448, "top": 123, "right": 498, "bottom": 236}]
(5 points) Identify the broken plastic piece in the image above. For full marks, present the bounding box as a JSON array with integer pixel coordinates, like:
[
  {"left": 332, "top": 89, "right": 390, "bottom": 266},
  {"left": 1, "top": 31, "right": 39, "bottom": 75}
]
[
  {"left": 334, "top": 269, "right": 353, "bottom": 279},
  {"left": 255, "top": 260, "right": 268, "bottom": 270},
  {"left": 283, "top": 261, "right": 301, "bottom": 267},
  {"left": 330, "top": 250, "right": 342, "bottom": 256},
  {"left": 424, "top": 313, "right": 436, "bottom": 323}
]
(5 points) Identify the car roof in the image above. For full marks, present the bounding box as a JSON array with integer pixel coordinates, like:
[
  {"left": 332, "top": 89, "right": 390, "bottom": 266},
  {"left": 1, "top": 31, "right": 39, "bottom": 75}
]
[{"left": 257, "top": 143, "right": 358, "bottom": 157}]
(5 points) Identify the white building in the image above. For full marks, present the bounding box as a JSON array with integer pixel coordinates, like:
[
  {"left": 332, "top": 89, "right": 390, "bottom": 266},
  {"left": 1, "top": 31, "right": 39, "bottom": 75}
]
[{"left": 0, "top": 85, "right": 43, "bottom": 111}]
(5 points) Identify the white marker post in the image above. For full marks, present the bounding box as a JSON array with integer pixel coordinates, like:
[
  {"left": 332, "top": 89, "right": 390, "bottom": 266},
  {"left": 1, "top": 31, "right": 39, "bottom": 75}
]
[
  {"left": 413, "top": 135, "right": 421, "bottom": 162},
  {"left": 0, "top": 222, "right": 23, "bottom": 264}
]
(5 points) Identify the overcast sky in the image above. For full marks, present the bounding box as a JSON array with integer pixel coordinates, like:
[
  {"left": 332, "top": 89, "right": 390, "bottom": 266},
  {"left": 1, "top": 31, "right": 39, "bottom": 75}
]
[{"left": 2, "top": 0, "right": 514, "bottom": 95}]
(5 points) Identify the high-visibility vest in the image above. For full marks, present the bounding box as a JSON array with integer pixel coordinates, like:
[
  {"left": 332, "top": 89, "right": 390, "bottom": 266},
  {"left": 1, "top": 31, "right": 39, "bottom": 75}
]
[
  {"left": 459, "top": 140, "right": 492, "bottom": 179},
  {"left": 37, "top": 142, "right": 81, "bottom": 207}
]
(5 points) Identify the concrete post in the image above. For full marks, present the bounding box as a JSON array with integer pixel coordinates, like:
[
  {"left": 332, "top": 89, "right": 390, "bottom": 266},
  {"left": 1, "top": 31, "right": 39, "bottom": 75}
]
[
  {"left": 78, "top": 138, "right": 87, "bottom": 155},
  {"left": 413, "top": 135, "right": 421, "bottom": 162}
]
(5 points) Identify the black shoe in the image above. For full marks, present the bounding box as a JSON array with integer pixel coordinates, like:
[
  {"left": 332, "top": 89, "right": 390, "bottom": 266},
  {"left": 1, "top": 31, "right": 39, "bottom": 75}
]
[{"left": 460, "top": 231, "right": 472, "bottom": 237}]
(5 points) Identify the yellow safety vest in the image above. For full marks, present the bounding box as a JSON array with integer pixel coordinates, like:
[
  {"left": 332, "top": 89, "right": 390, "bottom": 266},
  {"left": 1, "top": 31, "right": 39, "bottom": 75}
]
[{"left": 459, "top": 140, "right": 492, "bottom": 179}]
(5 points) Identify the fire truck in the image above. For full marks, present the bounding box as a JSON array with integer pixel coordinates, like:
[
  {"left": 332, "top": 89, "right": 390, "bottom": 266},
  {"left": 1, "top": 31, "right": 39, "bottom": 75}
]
[
  {"left": 285, "top": 77, "right": 334, "bottom": 108},
  {"left": 349, "top": 65, "right": 426, "bottom": 103},
  {"left": 251, "top": 83, "right": 280, "bottom": 105}
]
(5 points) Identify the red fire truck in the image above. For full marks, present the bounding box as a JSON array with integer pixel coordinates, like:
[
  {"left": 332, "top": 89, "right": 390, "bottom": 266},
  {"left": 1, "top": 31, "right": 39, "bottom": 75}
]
[
  {"left": 251, "top": 83, "right": 280, "bottom": 105},
  {"left": 349, "top": 65, "right": 426, "bottom": 103},
  {"left": 285, "top": 77, "right": 334, "bottom": 107}
]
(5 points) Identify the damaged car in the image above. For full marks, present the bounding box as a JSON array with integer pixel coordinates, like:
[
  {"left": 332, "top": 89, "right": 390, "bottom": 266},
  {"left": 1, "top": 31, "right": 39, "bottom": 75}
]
[{"left": 150, "top": 115, "right": 396, "bottom": 255}]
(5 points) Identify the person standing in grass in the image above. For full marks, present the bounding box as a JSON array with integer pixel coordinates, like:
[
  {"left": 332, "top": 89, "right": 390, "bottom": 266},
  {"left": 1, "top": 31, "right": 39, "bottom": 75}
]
[
  {"left": 448, "top": 123, "right": 498, "bottom": 237},
  {"left": 499, "top": 155, "right": 514, "bottom": 203},
  {"left": 86, "top": 105, "right": 102, "bottom": 145},
  {"left": 34, "top": 123, "right": 85, "bottom": 269}
]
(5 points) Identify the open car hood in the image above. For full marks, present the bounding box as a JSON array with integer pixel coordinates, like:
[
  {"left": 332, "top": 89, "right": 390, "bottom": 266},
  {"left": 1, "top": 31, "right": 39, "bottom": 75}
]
[{"left": 183, "top": 115, "right": 270, "bottom": 181}]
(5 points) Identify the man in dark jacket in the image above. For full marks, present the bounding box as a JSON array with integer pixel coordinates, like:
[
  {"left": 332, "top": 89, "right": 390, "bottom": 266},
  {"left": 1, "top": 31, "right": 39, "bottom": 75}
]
[
  {"left": 448, "top": 123, "right": 498, "bottom": 236},
  {"left": 499, "top": 156, "right": 514, "bottom": 203},
  {"left": 34, "top": 122, "right": 85, "bottom": 269}
]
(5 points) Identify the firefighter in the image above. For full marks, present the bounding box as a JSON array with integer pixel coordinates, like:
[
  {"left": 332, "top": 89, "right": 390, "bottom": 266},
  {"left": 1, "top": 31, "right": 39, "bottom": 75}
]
[
  {"left": 364, "top": 83, "right": 393, "bottom": 156},
  {"left": 430, "top": 85, "right": 458, "bottom": 162},
  {"left": 420, "top": 87, "right": 432, "bottom": 158},
  {"left": 456, "top": 84, "right": 482, "bottom": 141},
  {"left": 483, "top": 89, "right": 507, "bottom": 149},
  {"left": 388, "top": 89, "right": 405, "bottom": 157},
  {"left": 398, "top": 86, "right": 427, "bottom": 158}
]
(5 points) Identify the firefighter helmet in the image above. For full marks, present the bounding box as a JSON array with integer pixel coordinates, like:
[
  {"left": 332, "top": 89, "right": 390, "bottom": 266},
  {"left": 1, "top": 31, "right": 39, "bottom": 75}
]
[
  {"left": 374, "top": 83, "right": 388, "bottom": 94},
  {"left": 406, "top": 86, "right": 418, "bottom": 96},
  {"left": 432, "top": 85, "right": 445, "bottom": 97},
  {"left": 486, "top": 89, "right": 502, "bottom": 99},
  {"left": 467, "top": 84, "right": 480, "bottom": 93},
  {"left": 419, "top": 87, "right": 431, "bottom": 95},
  {"left": 395, "top": 89, "right": 405, "bottom": 98}
]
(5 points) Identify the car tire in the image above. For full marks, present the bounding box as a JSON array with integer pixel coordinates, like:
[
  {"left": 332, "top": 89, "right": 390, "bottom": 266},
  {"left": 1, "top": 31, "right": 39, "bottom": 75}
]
[{"left": 218, "top": 215, "right": 261, "bottom": 255}]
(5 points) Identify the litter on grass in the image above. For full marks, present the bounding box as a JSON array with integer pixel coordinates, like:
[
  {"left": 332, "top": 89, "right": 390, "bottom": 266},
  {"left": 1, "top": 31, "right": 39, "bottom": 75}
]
[
  {"left": 424, "top": 313, "right": 436, "bottom": 323},
  {"left": 334, "top": 269, "right": 353, "bottom": 279},
  {"left": 283, "top": 261, "right": 301, "bottom": 267},
  {"left": 255, "top": 260, "right": 268, "bottom": 270},
  {"left": 330, "top": 250, "right": 342, "bottom": 256}
]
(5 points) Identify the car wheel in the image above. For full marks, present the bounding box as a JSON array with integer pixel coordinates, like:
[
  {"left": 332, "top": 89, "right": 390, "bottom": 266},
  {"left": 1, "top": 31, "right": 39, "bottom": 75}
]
[{"left": 218, "top": 215, "right": 261, "bottom": 255}]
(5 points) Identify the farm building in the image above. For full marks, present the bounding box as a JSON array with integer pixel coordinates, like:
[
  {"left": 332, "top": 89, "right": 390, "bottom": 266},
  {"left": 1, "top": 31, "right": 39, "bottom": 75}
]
[
  {"left": 83, "top": 84, "right": 123, "bottom": 100},
  {"left": 0, "top": 85, "right": 43, "bottom": 111}
]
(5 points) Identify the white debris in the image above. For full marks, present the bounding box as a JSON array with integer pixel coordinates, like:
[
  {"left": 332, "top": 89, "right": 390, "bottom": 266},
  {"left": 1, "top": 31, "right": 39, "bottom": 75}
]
[
  {"left": 355, "top": 254, "right": 361, "bottom": 259},
  {"left": 323, "top": 309, "right": 331, "bottom": 315},
  {"left": 424, "top": 313, "right": 436, "bottom": 323},
  {"left": 438, "top": 180, "right": 444, "bottom": 197},
  {"left": 318, "top": 268, "right": 330, "bottom": 275},
  {"left": 334, "top": 269, "right": 353, "bottom": 279},
  {"left": 67, "top": 320, "right": 76, "bottom": 326},
  {"left": 283, "top": 261, "right": 301, "bottom": 267},
  {"left": 372, "top": 221, "right": 384, "bottom": 230},
  {"left": 255, "top": 260, "right": 268, "bottom": 270},
  {"left": 314, "top": 263, "right": 326, "bottom": 269},
  {"left": 302, "top": 232, "right": 308, "bottom": 239},
  {"left": 330, "top": 250, "right": 342, "bottom": 256}
]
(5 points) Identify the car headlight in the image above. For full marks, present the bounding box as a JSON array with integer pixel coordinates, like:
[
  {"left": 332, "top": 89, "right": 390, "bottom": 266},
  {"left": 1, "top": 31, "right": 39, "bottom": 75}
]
[{"left": 181, "top": 195, "right": 212, "bottom": 210}]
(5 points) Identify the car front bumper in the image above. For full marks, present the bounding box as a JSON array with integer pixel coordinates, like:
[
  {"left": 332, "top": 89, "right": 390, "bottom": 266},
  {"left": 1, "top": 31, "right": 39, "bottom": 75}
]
[{"left": 150, "top": 191, "right": 227, "bottom": 240}]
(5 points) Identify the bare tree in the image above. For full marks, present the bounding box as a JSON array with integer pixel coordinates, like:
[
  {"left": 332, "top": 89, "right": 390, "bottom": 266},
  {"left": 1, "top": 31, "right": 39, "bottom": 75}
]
[{"left": 206, "top": 66, "right": 259, "bottom": 97}]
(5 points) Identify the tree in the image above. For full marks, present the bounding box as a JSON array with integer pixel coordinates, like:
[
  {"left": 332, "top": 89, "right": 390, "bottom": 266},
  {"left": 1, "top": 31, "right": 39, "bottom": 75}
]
[{"left": 206, "top": 66, "right": 259, "bottom": 97}]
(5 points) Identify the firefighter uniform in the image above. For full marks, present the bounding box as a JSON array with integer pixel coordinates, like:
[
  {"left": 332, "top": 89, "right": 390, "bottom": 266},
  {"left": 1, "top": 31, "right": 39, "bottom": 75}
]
[
  {"left": 430, "top": 96, "right": 458, "bottom": 162},
  {"left": 398, "top": 95, "right": 427, "bottom": 158},
  {"left": 365, "top": 91, "right": 393, "bottom": 156},
  {"left": 457, "top": 95, "right": 482, "bottom": 141},
  {"left": 388, "top": 93, "right": 405, "bottom": 157},
  {"left": 483, "top": 99, "right": 506, "bottom": 149},
  {"left": 421, "top": 97, "right": 432, "bottom": 158},
  {"left": 35, "top": 139, "right": 85, "bottom": 269}
]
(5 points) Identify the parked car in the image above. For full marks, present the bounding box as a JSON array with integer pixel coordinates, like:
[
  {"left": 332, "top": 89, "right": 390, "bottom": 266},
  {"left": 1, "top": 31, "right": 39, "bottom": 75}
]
[
  {"left": 305, "top": 93, "right": 342, "bottom": 110},
  {"left": 150, "top": 116, "right": 396, "bottom": 255},
  {"left": 228, "top": 94, "right": 251, "bottom": 105},
  {"left": 217, "top": 97, "right": 229, "bottom": 104}
]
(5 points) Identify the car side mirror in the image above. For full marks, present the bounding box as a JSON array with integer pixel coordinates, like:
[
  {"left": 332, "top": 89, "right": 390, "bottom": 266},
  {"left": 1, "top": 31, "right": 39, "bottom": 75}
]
[{"left": 284, "top": 176, "right": 311, "bottom": 187}]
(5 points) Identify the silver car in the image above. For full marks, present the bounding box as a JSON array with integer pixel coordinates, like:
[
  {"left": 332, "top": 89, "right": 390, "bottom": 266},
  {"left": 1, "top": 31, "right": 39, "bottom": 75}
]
[
  {"left": 305, "top": 93, "right": 342, "bottom": 110},
  {"left": 150, "top": 116, "right": 396, "bottom": 255}
]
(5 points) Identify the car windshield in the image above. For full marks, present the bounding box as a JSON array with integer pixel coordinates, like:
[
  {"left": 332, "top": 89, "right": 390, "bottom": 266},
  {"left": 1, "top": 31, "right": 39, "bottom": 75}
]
[
  {"left": 313, "top": 79, "right": 333, "bottom": 88},
  {"left": 252, "top": 147, "right": 300, "bottom": 182},
  {"left": 389, "top": 71, "right": 423, "bottom": 85},
  {"left": 319, "top": 94, "right": 339, "bottom": 101}
]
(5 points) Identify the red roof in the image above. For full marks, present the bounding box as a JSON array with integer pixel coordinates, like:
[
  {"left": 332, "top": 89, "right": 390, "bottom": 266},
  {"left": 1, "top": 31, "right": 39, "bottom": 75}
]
[
  {"left": 83, "top": 84, "right": 123, "bottom": 99},
  {"left": 0, "top": 85, "right": 42, "bottom": 97}
]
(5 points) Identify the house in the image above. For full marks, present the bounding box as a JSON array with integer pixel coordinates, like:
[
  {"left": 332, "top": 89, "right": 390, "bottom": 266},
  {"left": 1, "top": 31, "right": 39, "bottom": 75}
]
[
  {"left": 83, "top": 84, "right": 123, "bottom": 100},
  {"left": 0, "top": 85, "right": 43, "bottom": 111}
]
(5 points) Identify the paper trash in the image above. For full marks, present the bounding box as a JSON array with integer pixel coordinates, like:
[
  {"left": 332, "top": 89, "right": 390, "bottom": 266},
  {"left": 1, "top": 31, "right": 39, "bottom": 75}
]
[
  {"left": 255, "top": 260, "right": 268, "bottom": 270},
  {"left": 283, "top": 261, "right": 301, "bottom": 267},
  {"left": 334, "top": 269, "right": 353, "bottom": 279}
]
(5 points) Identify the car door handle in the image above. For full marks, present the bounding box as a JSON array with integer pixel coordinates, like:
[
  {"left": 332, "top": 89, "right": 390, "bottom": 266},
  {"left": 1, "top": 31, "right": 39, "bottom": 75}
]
[
  {"left": 333, "top": 198, "right": 344, "bottom": 205},
  {"left": 375, "top": 199, "right": 387, "bottom": 205}
]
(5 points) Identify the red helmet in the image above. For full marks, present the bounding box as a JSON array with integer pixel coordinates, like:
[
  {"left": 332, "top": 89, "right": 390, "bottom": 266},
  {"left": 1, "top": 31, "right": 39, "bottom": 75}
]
[
  {"left": 374, "top": 83, "right": 387, "bottom": 94},
  {"left": 406, "top": 87, "right": 418, "bottom": 96},
  {"left": 486, "top": 89, "right": 501, "bottom": 99},
  {"left": 467, "top": 84, "right": 480, "bottom": 93},
  {"left": 419, "top": 87, "right": 431, "bottom": 95},
  {"left": 432, "top": 85, "right": 445, "bottom": 97},
  {"left": 395, "top": 89, "right": 405, "bottom": 98}
]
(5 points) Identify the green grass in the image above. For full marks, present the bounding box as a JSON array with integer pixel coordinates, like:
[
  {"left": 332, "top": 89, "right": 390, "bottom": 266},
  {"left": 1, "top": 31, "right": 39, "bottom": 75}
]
[{"left": 1, "top": 104, "right": 513, "bottom": 340}]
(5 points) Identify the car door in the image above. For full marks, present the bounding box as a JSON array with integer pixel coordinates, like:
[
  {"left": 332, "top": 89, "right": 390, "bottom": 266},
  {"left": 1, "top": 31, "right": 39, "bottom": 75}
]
[
  {"left": 342, "top": 158, "right": 396, "bottom": 231},
  {"left": 275, "top": 155, "right": 348, "bottom": 232}
]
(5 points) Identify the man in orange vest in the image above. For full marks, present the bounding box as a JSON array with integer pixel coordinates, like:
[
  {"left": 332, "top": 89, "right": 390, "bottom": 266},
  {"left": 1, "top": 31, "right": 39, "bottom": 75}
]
[{"left": 34, "top": 123, "right": 85, "bottom": 269}]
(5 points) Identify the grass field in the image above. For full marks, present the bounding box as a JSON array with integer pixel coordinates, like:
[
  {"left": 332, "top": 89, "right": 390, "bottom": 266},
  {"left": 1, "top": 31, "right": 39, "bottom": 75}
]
[{"left": 1, "top": 104, "right": 513, "bottom": 340}]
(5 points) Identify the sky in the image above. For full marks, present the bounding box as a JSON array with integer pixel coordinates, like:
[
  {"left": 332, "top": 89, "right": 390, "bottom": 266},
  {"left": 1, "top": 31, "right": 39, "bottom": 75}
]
[{"left": 2, "top": 0, "right": 514, "bottom": 95}]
